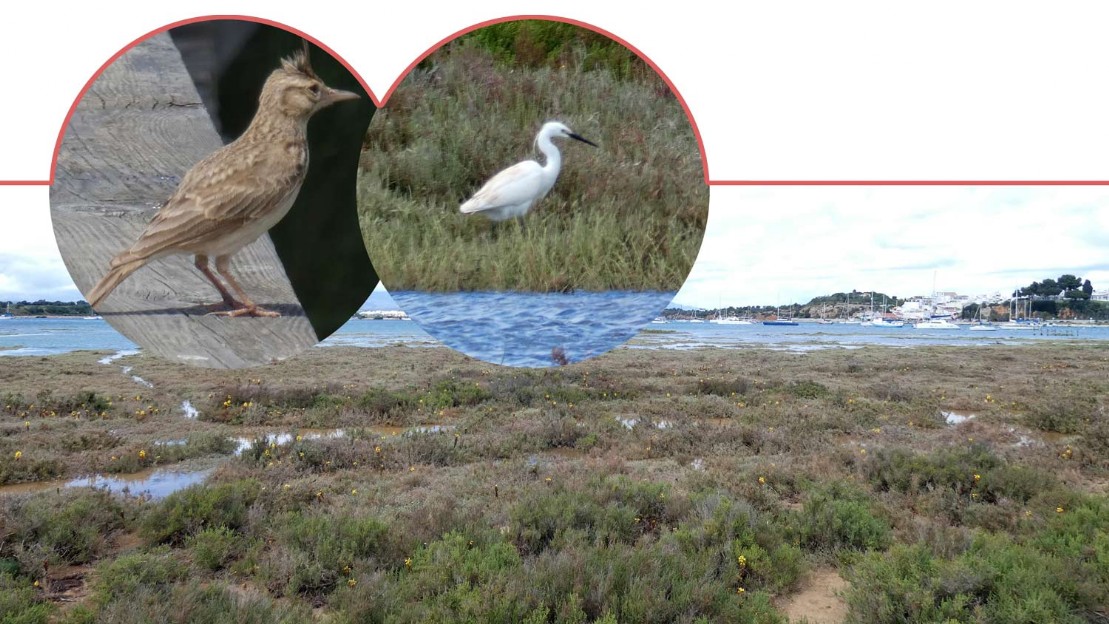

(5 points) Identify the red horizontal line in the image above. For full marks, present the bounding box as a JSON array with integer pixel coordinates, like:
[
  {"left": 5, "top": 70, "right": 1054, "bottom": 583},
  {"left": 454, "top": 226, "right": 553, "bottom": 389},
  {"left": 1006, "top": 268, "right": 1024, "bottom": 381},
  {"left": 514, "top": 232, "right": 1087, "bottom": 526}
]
[
  {"left": 708, "top": 180, "right": 1109, "bottom": 186},
  {"left": 6, "top": 178, "right": 1109, "bottom": 187}
]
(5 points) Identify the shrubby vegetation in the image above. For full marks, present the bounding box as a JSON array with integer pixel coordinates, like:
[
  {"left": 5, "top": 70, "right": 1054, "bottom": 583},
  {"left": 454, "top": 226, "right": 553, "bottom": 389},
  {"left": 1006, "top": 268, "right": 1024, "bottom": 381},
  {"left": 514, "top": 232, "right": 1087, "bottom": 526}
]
[
  {"left": 359, "top": 20, "right": 706, "bottom": 292},
  {"left": 0, "top": 344, "right": 1106, "bottom": 621},
  {"left": 0, "top": 300, "right": 93, "bottom": 317}
]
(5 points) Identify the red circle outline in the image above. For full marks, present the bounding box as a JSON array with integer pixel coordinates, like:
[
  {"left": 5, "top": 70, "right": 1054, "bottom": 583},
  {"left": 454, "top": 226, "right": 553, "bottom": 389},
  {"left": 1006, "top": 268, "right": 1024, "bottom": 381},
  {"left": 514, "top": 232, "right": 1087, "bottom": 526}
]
[{"left": 47, "top": 14, "right": 709, "bottom": 185}]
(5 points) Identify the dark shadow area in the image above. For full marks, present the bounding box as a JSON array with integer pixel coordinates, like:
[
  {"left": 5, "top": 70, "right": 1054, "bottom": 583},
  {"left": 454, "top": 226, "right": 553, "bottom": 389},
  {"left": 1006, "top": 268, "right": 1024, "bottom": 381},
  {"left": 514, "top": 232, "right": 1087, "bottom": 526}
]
[
  {"left": 170, "top": 21, "right": 377, "bottom": 339},
  {"left": 99, "top": 303, "right": 307, "bottom": 318}
]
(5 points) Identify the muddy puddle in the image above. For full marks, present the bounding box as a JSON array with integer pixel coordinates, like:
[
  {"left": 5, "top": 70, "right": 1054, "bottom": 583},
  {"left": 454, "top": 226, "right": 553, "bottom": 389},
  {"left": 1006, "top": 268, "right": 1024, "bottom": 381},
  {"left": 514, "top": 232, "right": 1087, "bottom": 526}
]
[
  {"left": 0, "top": 467, "right": 212, "bottom": 499},
  {"left": 2, "top": 423, "right": 455, "bottom": 499},
  {"left": 941, "top": 410, "right": 975, "bottom": 425}
]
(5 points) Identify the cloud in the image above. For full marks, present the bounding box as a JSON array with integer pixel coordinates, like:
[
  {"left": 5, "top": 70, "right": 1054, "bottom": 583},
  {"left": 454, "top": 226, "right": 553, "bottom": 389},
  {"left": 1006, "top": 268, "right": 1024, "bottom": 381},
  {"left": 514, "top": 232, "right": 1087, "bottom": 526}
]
[
  {"left": 0, "top": 252, "right": 81, "bottom": 301},
  {"left": 2, "top": 185, "right": 1108, "bottom": 310},
  {"left": 674, "top": 186, "right": 1109, "bottom": 307},
  {"left": 0, "top": 189, "right": 83, "bottom": 301}
]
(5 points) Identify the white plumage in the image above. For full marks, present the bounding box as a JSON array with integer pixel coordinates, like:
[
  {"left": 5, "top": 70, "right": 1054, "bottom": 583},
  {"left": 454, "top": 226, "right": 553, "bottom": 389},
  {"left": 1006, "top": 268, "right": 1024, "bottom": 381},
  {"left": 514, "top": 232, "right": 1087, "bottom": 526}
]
[{"left": 460, "top": 121, "right": 597, "bottom": 221}]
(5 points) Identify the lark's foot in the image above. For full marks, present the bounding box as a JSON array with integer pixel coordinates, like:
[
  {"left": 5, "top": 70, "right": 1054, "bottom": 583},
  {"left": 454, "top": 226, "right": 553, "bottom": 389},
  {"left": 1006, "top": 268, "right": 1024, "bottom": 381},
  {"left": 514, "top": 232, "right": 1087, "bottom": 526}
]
[
  {"left": 209, "top": 305, "right": 281, "bottom": 318},
  {"left": 202, "top": 300, "right": 243, "bottom": 314}
]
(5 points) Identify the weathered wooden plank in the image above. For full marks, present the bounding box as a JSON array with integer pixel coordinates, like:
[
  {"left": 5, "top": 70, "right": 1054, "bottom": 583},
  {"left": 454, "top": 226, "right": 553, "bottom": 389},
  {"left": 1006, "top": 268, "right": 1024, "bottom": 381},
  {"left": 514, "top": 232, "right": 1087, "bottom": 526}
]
[{"left": 50, "top": 33, "right": 318, "bottom": 368}]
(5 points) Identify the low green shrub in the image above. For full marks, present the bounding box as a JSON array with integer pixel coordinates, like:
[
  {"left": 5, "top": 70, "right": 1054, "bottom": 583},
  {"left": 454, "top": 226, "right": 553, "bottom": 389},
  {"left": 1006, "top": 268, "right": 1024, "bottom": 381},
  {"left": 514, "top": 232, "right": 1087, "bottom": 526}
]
[
  {"left": 0, "top": 571, "right": 52, "bottom": 624},
  {"left": 1, "top": 489, "right": 126, "bottom": 568},
  {"left": 846, "top": 531, "right": 1105, "bottom": 623},
  {"left": 262, "top": 512, "right": 389, "bottom": 597},
  {"left": 188, "top": 526, "right": 243, "bottom": 572},
  {"left": 792, "top": 483, "right": 890, "bottom": 553},
  {"left": 141, "top": 479, "right": 261, "bottom": 545},
  {"left": 94, "top": 547, "right": 188, "bottom": 604}
]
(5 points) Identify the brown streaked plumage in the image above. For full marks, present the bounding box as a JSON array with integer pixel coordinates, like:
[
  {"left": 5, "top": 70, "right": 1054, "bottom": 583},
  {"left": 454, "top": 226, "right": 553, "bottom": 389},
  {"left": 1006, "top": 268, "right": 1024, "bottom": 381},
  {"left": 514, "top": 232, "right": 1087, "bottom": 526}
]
[{"left": 87, "top": 43, "right": 359, "bottom": 317}]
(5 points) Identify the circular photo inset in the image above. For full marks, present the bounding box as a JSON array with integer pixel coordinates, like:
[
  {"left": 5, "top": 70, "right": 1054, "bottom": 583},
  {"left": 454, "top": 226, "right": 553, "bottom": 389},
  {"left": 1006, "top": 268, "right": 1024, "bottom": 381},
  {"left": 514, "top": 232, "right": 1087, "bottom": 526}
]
[
  {"left": 358, "top": 19, "right": 708, "bottom": 367},
  {"left": 51, "top": 19, "right": 378, "bottom": 368}
]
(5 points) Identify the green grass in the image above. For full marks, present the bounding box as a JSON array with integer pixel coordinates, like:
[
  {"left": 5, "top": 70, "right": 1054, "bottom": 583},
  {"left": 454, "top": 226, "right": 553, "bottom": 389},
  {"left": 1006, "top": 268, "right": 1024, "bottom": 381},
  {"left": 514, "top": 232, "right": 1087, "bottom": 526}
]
[
  {"left": 0, "top": 571, "right": 52, "bottom": 623},
  {"left": 1, "top": 490, "right": 128, "bottom": 570},
  {"left": 359, "top": 26, "right": 706, "bottom": 292},
  {"left": 2, "top": 344, "right": 1108, "bottom": 622},
  {"left": 846, "top": 530, "right": 1107, "bottom": 623}
]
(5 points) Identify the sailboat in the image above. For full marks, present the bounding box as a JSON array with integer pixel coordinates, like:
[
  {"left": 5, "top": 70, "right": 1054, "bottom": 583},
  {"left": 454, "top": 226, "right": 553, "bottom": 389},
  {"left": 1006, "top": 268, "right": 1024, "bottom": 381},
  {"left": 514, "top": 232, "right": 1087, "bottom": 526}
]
[
  {"left": 763, "top": 304, "right": 799, "bottom": 326},
  {"left": 816, "top": 303, "right": 833, "bottom": 324},
  {"left": 913, "top": 272, "right": 959, "bottom": 329},
  {"left": 870, "top": 316, "right": 905, "bottom": 328},
  {"left": 0, "top": 303, "right": 12, "bottom": 320},
  {"left": 914, "top": 318, "right": 959, "bottom": 329},
  {"left": 711, "top": 304, "right": 753, "bottom": 325},
  {"left": 968, "top": 304, "right": 996, "bottom": 331},
  {"left": 864, "top": 294, "right": 904, "bottom": 327},
  {"left": 714, "top": 316, "right": 754, "bottom": 325},
  {"left": 1002, "top": 293, "right": 1038, "bottom": 330}
]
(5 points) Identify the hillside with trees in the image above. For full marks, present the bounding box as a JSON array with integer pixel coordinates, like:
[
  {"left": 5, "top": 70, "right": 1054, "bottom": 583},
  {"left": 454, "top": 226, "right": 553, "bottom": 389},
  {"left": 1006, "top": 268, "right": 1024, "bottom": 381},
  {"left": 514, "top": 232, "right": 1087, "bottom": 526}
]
[{"left": 0, "top": 300, "right": 93, "bottom": 317}]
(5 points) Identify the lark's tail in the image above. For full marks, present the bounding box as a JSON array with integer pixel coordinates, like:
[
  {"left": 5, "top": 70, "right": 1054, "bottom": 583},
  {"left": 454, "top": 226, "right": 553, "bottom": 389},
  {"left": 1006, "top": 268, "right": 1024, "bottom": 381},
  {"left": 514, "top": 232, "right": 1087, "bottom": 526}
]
[{"left": 87, "top": 255, "right": 147, "bottom": 308}]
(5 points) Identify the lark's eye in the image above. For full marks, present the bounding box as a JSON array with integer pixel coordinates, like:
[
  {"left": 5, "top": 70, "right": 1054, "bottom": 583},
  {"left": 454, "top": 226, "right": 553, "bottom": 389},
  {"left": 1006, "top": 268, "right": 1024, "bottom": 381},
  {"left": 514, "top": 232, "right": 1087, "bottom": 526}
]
[{"left": 308, "top": 83, "right": 321, "bottom": 97}]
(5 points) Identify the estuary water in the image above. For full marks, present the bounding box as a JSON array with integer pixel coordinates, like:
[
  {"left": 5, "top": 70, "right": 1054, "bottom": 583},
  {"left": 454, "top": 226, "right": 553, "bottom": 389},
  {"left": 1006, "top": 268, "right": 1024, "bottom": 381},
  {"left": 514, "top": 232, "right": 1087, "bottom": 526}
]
[
  {"left": 389, "top": 291, "right": 679, "bottom": 367},
  {"left": 3, "top": 304, "right": 1108, "bottom": 364},
  {"left": 632, "top": 319, "right": 1109, "bottom": 352},
  {"left": 0, "top": 317, "right": 136, "bottom": 356}
]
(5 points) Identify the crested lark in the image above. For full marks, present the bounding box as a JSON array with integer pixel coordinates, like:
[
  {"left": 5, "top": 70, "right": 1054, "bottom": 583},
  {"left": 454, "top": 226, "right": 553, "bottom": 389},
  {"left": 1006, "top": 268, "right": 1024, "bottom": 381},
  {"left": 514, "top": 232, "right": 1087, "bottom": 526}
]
[{"left": 86, "top": 43, "right": 359, "bottom": 317}]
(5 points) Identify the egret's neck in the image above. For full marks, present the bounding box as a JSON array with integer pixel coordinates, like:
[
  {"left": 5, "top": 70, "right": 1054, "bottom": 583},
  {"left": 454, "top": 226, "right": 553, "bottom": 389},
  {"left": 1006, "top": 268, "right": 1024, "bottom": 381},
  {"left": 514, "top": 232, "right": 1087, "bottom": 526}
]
[{"left": 537, "top": 134, "right": 562, "bottom": 179}]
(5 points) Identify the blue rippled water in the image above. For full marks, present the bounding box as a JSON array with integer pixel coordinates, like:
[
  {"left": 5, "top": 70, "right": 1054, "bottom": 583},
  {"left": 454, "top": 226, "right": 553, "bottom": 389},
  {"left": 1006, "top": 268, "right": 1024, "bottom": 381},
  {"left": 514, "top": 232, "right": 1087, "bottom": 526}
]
[
  {"left": 390, "top": 291, "right": 677, "bottom": 367},
  {"left": 4, "top": 308, "right": 1108, "bottom": 367},
  {"left": 0, "top": 317, "right": 136, "bottom": 357}
]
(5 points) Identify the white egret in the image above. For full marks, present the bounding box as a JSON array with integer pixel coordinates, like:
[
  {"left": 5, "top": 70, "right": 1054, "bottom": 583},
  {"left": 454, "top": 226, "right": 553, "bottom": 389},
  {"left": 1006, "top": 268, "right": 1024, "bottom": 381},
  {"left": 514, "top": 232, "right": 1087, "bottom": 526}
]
[{"left": 460, "top": 121, "right": 597, "bottom": 221}]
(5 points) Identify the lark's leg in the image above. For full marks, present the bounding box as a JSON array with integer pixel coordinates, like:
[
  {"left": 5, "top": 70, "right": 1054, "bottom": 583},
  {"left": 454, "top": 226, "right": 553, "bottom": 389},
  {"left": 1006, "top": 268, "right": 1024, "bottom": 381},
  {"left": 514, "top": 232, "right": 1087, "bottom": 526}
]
[
  {"left": 194, "top": 254, "right": 241, "bottom": 310},
  {"left": 210, "top": 254, "right": 281, "bottom": 318}
]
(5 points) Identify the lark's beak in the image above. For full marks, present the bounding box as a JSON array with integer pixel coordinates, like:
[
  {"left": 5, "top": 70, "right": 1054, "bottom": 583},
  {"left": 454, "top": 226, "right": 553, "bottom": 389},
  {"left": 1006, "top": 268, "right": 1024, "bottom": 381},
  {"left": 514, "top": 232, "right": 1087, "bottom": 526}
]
[
  {"left": 323, "top": 87, "right": 360, "bottom": 106},
  {"left": 568, "top": 132, "right": 598, "bottom": 147}
]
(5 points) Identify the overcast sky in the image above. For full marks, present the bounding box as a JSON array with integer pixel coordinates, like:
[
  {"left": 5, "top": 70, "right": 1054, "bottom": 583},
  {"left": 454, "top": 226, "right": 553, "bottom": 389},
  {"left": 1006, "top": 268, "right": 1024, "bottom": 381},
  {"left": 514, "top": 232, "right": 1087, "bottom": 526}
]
[
  {"left": 2, "top": 185, "right": 1107, "bottom": 310},
  {"left": 672, "top": 186, "right": 1109, "bottom": 309}
]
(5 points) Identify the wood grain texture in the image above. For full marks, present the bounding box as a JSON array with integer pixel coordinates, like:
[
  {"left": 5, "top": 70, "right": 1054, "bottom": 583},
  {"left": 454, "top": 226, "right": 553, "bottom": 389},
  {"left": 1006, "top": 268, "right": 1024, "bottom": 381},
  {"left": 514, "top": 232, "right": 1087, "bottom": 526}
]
[{"left": 50, "top": 33, "right": 318, "bottom": 369}]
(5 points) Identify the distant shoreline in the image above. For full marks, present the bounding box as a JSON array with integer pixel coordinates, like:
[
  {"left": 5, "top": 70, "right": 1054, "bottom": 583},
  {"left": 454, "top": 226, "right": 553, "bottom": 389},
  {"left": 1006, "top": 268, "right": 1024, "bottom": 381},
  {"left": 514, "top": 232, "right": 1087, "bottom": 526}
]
[{"left": 1, "top": 314, "right": 100, "bottom": 319}]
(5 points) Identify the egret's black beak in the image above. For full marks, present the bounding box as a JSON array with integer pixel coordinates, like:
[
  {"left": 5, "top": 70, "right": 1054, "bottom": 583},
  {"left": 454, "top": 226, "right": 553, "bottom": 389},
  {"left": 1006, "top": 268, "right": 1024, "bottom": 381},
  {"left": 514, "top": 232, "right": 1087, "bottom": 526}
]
[{"left": 568, "top": 132, "right": 598, "bottom": 147}]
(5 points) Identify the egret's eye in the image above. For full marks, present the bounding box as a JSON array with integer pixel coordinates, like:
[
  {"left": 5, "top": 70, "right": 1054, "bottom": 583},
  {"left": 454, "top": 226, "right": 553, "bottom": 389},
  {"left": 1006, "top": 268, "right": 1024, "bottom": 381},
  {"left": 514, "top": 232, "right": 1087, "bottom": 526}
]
[{"left": 309, "top": 84, "right": 321, "bottom": 97}]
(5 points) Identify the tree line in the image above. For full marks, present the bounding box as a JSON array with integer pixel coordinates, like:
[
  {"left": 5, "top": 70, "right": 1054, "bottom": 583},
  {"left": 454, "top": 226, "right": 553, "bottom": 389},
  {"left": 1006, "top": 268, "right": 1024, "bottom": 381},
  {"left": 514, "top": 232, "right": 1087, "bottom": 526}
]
[
  {"left": 1, "top": 300, "right": 93, "bottom": 316},
  {"left": 1016, "top": 274, "right": 1094, "bottom": 300}
]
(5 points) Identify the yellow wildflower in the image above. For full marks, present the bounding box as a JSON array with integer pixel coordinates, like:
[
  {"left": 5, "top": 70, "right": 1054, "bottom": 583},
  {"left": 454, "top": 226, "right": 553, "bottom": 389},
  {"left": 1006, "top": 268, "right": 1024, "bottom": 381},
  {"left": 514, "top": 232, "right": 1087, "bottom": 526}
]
[
  {"left": 13, "top": 450, "right": 22, "bottom": 460},
  {"left": 758, "top": 476, "right": 766, "bottom": 485},
  {"left": 347, "top": 578, "right": 357, "bottom": 588},
  {"left": 138, "top": 449, "right": 147, "bottom": 460}
]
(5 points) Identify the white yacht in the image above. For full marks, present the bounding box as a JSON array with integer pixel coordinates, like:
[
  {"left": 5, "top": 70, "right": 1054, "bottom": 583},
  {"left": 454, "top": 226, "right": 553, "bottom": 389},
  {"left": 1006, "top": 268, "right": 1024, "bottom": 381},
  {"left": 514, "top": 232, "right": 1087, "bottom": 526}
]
[{"left": 913, "top": 319, "right": 960, "bottom": 330}]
